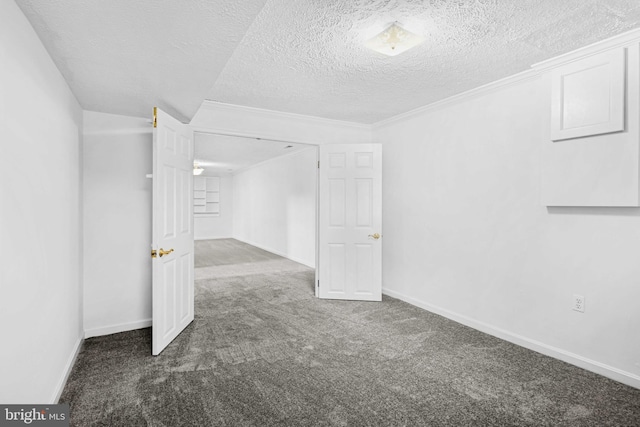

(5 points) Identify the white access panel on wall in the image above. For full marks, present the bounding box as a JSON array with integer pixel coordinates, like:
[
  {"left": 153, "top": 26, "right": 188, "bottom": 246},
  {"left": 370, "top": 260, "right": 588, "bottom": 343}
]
[
  {"left": 540, "top": 42, "right": 640, "bottom": 207},
  {"left": 551, "top": 47, "right": 626, "bottom": 141},
  {"left": 318, "top": 144, "right": 382, "bottom": 301}
]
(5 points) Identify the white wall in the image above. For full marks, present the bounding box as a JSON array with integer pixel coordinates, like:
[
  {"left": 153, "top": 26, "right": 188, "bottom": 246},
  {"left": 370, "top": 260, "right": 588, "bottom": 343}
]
[
  {"left": 233, "top": 148, "right": 317, "bottom": 267},
  {"left": 375, "top": 72, "right": 640, "bottom": 388},
  {"left": 195, "top": 175, "right": 233, "bottom": 239},
  {"left": 0, "top": 0, "right": 83, "bottom": 403},
  {"left": 82, "top": 111, "right": 153, "bottom": 337}
]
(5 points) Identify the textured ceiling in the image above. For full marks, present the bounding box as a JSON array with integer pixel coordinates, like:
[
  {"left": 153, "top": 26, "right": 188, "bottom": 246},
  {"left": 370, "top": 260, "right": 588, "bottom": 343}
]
[
  {"left": 14, "top": 0, "right": 268, "bottom": 122},
  {"left": 14, "top": 0, "right": 640, "bottom": 124},
  {"left": 209, "top": 0, "right": 640, "bottom": 123},
  {"left": 195, "top": 133, "right": 311, "bottom": 176}
]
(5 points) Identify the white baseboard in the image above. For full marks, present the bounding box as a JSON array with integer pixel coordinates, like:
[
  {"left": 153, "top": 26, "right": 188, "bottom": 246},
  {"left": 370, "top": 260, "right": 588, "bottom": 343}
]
[
  {"left": 84, "top": 318, "right": 152, "bottom": 339},
  {"left": 382, "top": 287, "right": 640, "bottom": 390},
  {"left": 233, "top": 237, "right": 315, "bottom": 268},
  {"left": 52, "top": 335, "right": 83, "bottom": 403},
  {"left": 195, "top": 235, "right": 233, "bottom": 241}
]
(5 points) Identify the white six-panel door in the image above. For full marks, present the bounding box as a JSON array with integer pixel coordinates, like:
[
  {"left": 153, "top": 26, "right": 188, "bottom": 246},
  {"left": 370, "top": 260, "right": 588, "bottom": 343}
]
[
  {"left": 318, "top": 144, "right": 382, "bottom": 301},
  {"left": 152, "top": 107, "right": 194, "bottom": 355}
]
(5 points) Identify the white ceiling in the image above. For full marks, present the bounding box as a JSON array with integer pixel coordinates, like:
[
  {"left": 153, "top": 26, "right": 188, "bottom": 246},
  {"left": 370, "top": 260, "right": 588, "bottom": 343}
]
[
  {"left": 194, "top": 133, "right": 312, "bottom": 176},
  {"left": 14, "top": 0, "right": 268, "bottom": 122},
  {"left": 15, "top": 0, "right": 640, "bottom": 124}
]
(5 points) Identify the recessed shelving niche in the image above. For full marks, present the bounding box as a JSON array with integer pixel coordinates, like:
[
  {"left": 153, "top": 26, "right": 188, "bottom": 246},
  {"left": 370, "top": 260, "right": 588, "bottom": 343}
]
[{"left": 194, "top": 176, "right": 220, "bottom": 216}]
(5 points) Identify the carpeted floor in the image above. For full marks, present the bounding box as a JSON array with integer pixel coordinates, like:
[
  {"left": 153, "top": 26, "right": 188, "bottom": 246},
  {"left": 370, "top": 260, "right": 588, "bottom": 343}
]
[{"left": 60, "top": 239, "right": 640, "bottom": 426}]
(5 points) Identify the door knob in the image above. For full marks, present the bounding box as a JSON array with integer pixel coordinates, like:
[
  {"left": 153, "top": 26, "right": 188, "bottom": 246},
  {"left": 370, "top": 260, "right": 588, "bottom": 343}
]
[
  {"left": 159, "top": 248, "right": 174, "bottom": 257},
  {"left": 368, "top": 233, "right": 381, "bottom": 240}
]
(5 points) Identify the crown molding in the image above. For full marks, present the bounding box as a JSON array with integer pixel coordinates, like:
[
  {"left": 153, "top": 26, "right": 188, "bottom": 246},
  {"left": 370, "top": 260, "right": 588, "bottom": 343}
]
[
  {"left": 374, "top": 27, "right": 640, "bottom": 131},
  {"left": 373, "top": 68, "right": 539, "bottom": 130},
  {"left": 532, "top": 27, "right": 640, "bottom": 72},
  {"left": 198, "top": 28, "right": 640, "bottom": 135}
]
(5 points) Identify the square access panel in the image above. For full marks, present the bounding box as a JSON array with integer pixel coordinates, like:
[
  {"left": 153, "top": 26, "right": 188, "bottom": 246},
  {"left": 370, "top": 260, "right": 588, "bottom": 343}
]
[{"left": 551, "top": 47, "right": 626, "bottom": 141}]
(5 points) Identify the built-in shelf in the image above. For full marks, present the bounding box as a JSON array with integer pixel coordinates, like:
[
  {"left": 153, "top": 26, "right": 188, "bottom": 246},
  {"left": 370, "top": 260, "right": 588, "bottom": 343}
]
[{"left": 194, "top": 176, "right": 220, "bottom": 216}]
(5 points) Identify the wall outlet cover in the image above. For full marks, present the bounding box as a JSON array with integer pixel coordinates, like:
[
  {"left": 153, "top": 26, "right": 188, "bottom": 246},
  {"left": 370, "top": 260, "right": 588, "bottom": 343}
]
[{"left": 573, "top": 294, "right": 585, "bottom": 313}]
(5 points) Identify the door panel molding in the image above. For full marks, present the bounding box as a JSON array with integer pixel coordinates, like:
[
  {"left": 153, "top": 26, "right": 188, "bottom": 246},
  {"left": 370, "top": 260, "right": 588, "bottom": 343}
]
[
  {"left": 152, "top": 108, "right": 194, "bottom": 356},
  {"left": 318, "top": 144, "right": 382, "bottom": 301}
]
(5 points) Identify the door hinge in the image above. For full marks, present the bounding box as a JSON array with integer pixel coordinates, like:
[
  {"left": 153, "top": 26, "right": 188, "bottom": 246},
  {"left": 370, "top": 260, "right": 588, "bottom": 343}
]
[
  {"left": 317, "top": 160, "right": 320, "bottom": 169},
  {"left": 153, "top": 106, "right": 157, "bottom": 128},
  {"left": 317, "top": 280, "right": 319, "bottom": 287}
]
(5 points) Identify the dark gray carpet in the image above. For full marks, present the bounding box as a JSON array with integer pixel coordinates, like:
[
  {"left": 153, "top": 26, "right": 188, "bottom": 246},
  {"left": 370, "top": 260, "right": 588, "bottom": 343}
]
[
  {"left": 195, "top": 238, "right": 281, "bottom": 268},
  {"left": 61, "top": 239, "right": 640, "bottom": 426}
]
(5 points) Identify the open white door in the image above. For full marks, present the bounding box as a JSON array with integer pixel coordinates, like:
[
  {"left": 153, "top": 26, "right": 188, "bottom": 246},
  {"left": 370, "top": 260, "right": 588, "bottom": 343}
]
[
  {"left": 151, "top": 107, "right": 194, "bottom": 355},
  {"left": 318, "top": 144, "right": 382, "bottom": 301}
]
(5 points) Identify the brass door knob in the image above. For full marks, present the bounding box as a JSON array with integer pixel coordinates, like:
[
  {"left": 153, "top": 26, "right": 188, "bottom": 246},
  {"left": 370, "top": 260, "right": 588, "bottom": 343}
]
[
  {"left": 159, "top": 248, "right": 174, "bottom": 257},
  {"left": 368, "top": 233, "right": 381, "bottom": 240}
]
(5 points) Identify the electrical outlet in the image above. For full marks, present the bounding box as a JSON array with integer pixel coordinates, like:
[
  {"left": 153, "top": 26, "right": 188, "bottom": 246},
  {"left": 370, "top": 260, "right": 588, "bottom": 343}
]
[{"left": 573, "top": 294, "right": 585, "bottom": 313}]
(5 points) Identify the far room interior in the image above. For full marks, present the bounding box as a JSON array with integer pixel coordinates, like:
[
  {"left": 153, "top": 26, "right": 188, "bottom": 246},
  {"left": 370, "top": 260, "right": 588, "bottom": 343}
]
[{"left": 192, "top": 132, "right": 317, "bottom": 271}]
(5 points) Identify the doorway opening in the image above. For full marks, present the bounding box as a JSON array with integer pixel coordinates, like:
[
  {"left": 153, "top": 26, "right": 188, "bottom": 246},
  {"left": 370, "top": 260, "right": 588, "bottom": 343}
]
[
  {"left": 192, "top": 132, "right": 319, "bottom": 296},
  {"left": 151, "top": 110, "right": 382, "bottom": 354}
]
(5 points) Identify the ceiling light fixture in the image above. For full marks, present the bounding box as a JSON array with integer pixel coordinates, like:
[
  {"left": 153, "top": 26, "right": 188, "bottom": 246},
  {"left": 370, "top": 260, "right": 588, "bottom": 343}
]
[
  {"left": 193, "top": 161, "right": 204, "bottom": 176},
  {"left": 365, "top": 23, "right": 425, "bottom": 56}
]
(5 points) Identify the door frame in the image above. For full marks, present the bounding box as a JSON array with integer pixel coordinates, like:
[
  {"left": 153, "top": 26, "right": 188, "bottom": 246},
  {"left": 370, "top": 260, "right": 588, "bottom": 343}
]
[{"left": 316, "top": 144, "right": 382, "bottom": 301}]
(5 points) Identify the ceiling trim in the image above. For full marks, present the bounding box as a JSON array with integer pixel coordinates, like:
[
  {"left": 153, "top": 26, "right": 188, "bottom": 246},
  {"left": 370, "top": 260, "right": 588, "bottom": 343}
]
[
  {"left": 373, "top": 68, "right": 539, "bottom": 130},
  {"left": 375, "top": 27, "right": 640, "bottom": 131},
  {"left": 532, "top": 27, "right": 640, "bottom": 72}
]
